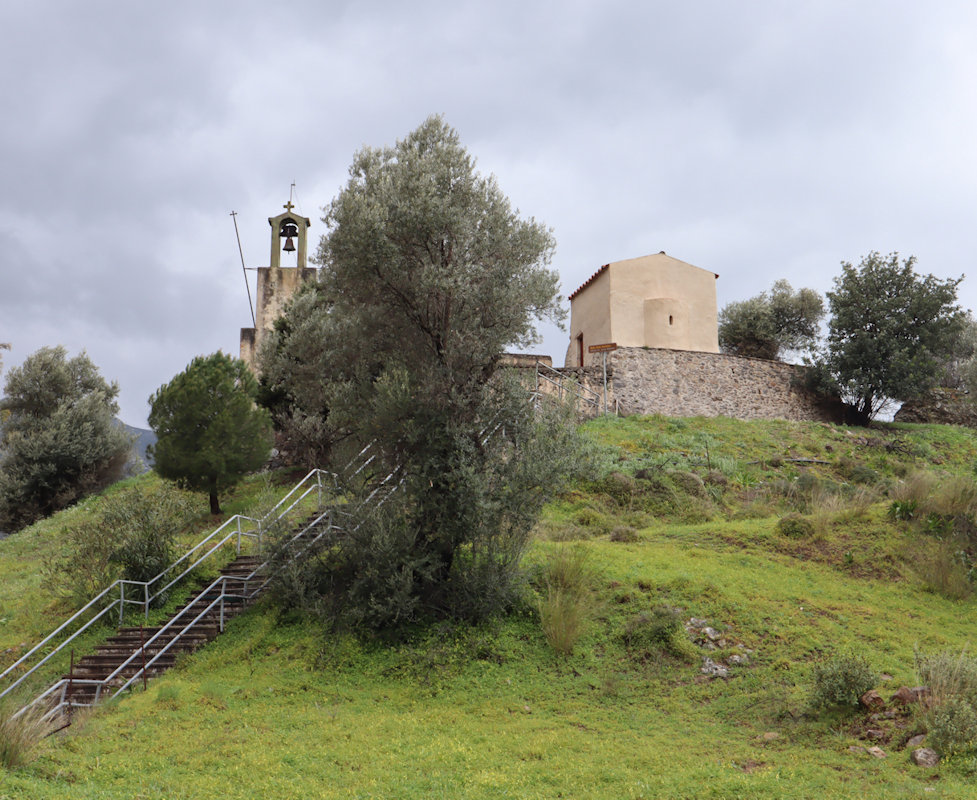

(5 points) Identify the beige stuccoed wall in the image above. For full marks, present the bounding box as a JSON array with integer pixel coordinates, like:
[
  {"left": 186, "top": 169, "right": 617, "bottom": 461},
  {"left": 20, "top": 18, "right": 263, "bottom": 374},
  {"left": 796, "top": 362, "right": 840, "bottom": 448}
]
[
  {"left": 566, "top": 268, "right": 612, "bottom": 367},
  {"left": 240, "top": 265, "right": 317, "bottom": 371},
  {"left": 608, "top": 254, "right": 719, "bottom": 353}
]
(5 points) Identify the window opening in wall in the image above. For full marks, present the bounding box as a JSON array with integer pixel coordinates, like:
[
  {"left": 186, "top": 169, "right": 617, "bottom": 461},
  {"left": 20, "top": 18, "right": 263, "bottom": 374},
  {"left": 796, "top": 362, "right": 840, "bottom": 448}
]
[
  {"left": 577, "top": 333, "right": 584, "bottom": 366},
  {"left": 669, "top": 315, "right": 673, "bottom": 325}
]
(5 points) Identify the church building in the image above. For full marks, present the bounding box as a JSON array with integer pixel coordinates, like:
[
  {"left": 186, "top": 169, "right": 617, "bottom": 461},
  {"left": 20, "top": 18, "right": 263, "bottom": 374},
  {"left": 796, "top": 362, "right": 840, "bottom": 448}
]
[{"left": 565, "top": 252, "right": 720, "bottom": 367}]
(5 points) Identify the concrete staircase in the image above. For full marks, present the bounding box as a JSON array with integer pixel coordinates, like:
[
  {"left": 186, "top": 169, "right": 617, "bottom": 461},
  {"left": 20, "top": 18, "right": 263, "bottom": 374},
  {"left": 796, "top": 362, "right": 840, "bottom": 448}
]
[{"left": 58, "top": 554, "right": 263, "bottom": 711}]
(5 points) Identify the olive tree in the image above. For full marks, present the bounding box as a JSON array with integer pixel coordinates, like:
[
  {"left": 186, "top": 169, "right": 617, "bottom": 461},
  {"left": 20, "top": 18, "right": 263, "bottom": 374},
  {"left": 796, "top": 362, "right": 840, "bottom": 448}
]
[
  {"left": 0, "top": 346, "right": 133, "bottom": 531},
  {"left": 718, "top": 280, "right": 824, "bottom": 360},
  {"left": 262, "top": 115, "right": 584, "bottom": 626},
  {"left": 821, "top": 252, "right": 966, "bottom": 421},
  {"left": 149, "top": 352, "right": 273, "bottom": 514}
]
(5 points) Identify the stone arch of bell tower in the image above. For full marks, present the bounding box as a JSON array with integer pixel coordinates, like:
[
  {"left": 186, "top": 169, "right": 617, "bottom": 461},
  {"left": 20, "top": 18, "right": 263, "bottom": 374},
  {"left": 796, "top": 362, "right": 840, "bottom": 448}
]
[{"left": 240, "top": 200, "right": 317, "bottom": 372}]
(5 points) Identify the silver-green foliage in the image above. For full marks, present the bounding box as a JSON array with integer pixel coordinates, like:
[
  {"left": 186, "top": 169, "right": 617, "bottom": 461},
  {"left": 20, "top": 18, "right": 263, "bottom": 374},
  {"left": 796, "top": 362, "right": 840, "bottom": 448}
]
[
  {"left": 917, "top": 650, "right": 977, "bottom": 757},
  {"left": 0, "top": 346, "right": 133, "bottom": 532},
  {"left": 262, "top": 116, "right": 585, "bottom": 626},
  {"left": 809, "top": 651, "right": 878, "bottom": 710},
  {"left": 46, "top": 481, "right": 197, "bottom": 606},
  {"left": 718, "top": 280, "right": 824, "bottom": 361}
]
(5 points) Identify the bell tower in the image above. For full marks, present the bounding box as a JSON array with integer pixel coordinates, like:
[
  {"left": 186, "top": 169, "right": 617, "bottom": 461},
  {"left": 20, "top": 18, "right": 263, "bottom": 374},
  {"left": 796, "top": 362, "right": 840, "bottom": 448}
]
[{"left": 240, "top": 200, "right": 317, "bottom": 372}]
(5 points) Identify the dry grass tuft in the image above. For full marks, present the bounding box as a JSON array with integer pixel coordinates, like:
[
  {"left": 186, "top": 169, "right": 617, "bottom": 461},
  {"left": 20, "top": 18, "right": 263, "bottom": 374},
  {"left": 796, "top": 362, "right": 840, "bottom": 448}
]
[
  {"left": 538, "top": 547, "right": 595, "bottom": 656},
  {"left": 0, "top": 701, "right": 56, "bottom": 769}
]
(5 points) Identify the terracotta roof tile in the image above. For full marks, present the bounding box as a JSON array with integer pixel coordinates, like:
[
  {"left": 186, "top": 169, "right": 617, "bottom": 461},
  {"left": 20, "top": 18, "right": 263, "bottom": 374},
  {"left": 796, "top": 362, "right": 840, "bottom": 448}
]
[{"left": 568, "top": 263, "right": 610, "bottom": 300}]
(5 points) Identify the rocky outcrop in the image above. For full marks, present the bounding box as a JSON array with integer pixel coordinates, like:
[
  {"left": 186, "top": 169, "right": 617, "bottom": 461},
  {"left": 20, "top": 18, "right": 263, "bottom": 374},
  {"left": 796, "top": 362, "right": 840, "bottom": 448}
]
[{"left": 894, "top": 388, "right": 977, "bottom": 427}]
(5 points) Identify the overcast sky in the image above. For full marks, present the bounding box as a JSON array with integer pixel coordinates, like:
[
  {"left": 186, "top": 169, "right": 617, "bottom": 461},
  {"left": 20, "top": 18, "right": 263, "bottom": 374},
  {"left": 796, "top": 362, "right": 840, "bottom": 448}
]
[{"left": 2, "top": 1, "right": 976, "bottom": 427}]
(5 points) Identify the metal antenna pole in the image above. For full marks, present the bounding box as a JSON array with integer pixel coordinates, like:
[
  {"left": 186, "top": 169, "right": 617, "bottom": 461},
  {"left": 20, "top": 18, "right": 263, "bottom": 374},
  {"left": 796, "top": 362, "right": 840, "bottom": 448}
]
[{"left": 231, "top": 211, "right": 256, "bottom": 328}]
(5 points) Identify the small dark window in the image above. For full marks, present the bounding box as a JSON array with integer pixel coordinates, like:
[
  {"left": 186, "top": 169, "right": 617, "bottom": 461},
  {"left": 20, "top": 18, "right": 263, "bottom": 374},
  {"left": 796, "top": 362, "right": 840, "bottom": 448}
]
[{"left": 668, "top": 315, "right": 674, "bottom": 326}]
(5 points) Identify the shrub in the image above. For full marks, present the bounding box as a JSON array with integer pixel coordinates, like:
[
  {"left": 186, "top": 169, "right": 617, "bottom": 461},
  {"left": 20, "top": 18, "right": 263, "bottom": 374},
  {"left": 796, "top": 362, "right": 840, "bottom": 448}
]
[
  {"left": 917, "top": 650, "right": 977, "bottom": 710},
  {"left": 599, "top": 472, "right": 640, "bottom": 504},
  {"left": 848, "top": 464, "right": 882, "bottom": 486},
  {"left": 622, "top": 606, "right": 692, "bottom": 660},
  {"left": 809, "top": 652, "right": 878, "bottom": 710},
  {"left": 538, "top": 547, "right": 594, "bottom": 656},
  {"left": 46, "top": 480, "right": 197, "bottom": 607},
  {"left": 609, "top": 525, "right": 640, "bottom": 543},
  {"left": 889, "top": 499, "right": 918, "bottom": 521},
  {"left": 928, "top": 696, "right": 977, "bottom": 758},
  {"left": 914, "top": 539, "right": 973, "bottom": 601},
  {"left": 704, "top": 470, "right": 729, "bottom": 488},
  {"left": 777, "top": 513, "right": 815, "bottom": 539},
  {"left": 667, "top": 471, "right": 707, "bottom": 498},
  {"left": 916, "top": 650, "right": 977, "bottom": 757},
  {"left": 930, "top": 475, "right": 977, "bottom": 518},
  {"left": 891, "top": 471, "right": 938, "bottom": 507},
  {"left": 574, "top": 507, "right": 614, "bottom": 535}
]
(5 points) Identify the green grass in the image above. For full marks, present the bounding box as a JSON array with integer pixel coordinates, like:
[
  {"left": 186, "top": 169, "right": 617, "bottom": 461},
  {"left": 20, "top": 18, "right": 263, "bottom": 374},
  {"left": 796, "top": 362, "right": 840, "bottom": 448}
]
[
  {"left": 0, "top": 469, "right": 301, "bottom": 702},
  {"left": 5, "top": 418, "right": 977, "bottom": 796}
]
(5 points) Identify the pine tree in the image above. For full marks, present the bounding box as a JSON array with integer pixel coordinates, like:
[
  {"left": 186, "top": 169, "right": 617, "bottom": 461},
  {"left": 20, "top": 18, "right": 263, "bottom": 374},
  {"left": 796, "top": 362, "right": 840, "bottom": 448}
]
[{"left": 149, "top": 352, "right": 273, "bottom": 514}]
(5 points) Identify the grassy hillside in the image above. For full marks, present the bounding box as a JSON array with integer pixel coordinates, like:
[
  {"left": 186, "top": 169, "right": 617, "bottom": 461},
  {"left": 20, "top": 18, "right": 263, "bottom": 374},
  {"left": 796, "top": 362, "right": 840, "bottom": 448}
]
[{"left": 4, "top": 417, "right": 977, "bottom": 798}]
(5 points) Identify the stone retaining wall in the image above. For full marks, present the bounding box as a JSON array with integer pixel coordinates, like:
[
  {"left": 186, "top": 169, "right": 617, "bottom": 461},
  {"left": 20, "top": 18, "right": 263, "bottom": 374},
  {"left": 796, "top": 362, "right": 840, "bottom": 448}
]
[{"left": 562, "top": 347, "right": 842, "bottom": 422}]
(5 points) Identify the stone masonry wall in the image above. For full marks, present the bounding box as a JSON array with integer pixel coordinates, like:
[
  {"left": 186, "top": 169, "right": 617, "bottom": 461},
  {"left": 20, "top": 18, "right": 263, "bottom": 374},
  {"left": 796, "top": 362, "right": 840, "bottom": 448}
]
[{"left": 589, "top": 347, "right": 842, "bottom": 422}]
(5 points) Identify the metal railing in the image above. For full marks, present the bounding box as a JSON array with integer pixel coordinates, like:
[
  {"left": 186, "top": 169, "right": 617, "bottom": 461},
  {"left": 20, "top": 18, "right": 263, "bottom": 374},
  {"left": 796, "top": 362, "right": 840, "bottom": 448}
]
[
  {"left": 534, "top": 362, "right": 602, "bottom": 412},
  {"left": 0, "top": 468, "right": 337, "bottom": 706},
  {"left": 5, "top": 426, "right": 516, "bottom": 722},
  {"left": 24, "top": 571, "right": 259, "bottom": 723}
]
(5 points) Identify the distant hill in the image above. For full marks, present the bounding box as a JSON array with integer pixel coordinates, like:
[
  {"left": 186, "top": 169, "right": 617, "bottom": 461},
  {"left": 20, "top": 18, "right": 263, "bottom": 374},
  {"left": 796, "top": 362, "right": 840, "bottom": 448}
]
[{"left": 124, "top": 423, "right": 156, "bottom": 471}]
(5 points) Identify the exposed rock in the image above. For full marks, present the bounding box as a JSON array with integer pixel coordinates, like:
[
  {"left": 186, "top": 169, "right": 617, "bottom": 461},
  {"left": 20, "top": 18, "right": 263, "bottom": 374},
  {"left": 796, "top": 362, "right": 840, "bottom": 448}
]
[
  {"left": 906, "top": 734, "right": 926, "bottom": 749},
  {"left": 761, "top": 732, "right": 779, "bottom": 742},
  {"left": 701, "top": 657, "right": 729, "bottom": 678},
  {"left": 728, "top": 654, "right": 749, "bottom": 666},
  {"left": 891, "top": 686, "right": 918, "bottom": 706},
  {"left": 866, "top": 746, "right": 887, "bottom": 759},
  {"left": 895, "top": 388, "right": 977, "bottom": 427},
  {"left": 866, "top": 729, "right": 885, "bottom": 741},
  {"left": 848, "top": 745, "right": 865, "bottom": 754},
  {"left": 910, "top": 748, "right": 940, "bottom": 767},
  {"left": 860, "top": 690, "right": 885, "bottom": 711}
]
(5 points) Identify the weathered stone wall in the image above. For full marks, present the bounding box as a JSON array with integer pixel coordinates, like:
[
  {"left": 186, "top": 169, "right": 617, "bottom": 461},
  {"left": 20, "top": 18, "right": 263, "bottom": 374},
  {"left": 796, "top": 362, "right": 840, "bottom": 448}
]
[{"left": 583, "top": 347, "right": 842, "bottom": 422}]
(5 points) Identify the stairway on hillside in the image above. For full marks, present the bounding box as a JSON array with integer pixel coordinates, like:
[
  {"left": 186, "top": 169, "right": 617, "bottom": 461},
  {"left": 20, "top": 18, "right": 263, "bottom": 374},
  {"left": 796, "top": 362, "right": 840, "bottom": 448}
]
[{"left": 56, "top": 553, "right": 264, "bottom": 712}]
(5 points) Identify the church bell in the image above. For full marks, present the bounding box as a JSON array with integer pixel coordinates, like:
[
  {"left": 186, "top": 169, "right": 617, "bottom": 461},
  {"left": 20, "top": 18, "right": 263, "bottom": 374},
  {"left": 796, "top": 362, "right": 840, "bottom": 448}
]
[{"left": 280, "top": 219, "right": 299, "bottom": 253}]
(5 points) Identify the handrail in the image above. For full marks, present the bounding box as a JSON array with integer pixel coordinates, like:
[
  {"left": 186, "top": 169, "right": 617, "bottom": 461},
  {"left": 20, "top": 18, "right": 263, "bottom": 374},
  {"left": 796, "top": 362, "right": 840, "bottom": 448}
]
[
  {"left": 10, "top": 434, "right": 514, "bottom": 720},
  {"left": 535, "top": 362, "right": 601, "bottom": 408},
  {"left": 0, "top": 468, "right": 337, "bottom": 704},
  {"left": 21, "top": 575, "right": 253, "bottom": 721}
]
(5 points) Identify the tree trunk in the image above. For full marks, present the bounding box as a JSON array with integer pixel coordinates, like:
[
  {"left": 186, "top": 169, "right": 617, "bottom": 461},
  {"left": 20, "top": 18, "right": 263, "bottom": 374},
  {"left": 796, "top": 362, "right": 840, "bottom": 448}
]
[{"left": 209, "top": 490, "right": 221, "bottom": 515}]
